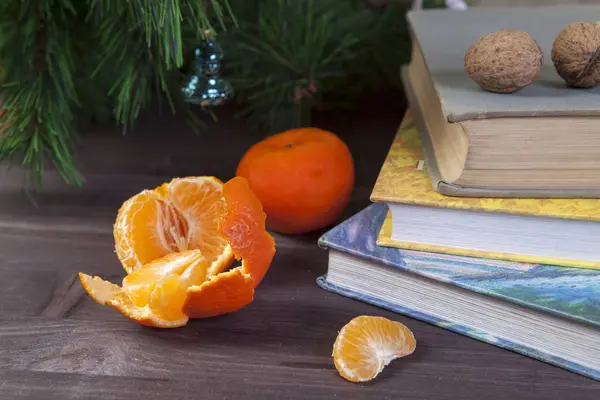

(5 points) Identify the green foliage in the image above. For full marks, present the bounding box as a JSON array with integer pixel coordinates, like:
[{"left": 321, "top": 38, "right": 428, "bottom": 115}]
[
  {"left": 422, "top": 0, "right": 448, "bottom": 8},
  {"left": 220, "top": 0, "right": 411, "bottom": 133},
  {"left": 0, "top": 0, "right": 415, "bottom": 188},
  {"left": 0, "top": 0, "right": 232, "bottom": 188}
]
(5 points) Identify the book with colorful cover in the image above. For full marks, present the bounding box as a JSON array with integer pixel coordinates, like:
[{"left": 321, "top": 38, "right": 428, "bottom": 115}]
[
  {"left": 370, "top": 113, "right": 600, "bottom": 269},
  {"left": 317, "top": 203, "right": 600, "bottom": 381}
]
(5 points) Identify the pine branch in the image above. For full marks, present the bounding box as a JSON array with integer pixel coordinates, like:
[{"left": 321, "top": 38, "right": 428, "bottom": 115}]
[
  {"left": 0, "top": 0, "right": 82, "bottom": 188},
  {"left": 222, "top": 0, "right": 375, "bottom": 133},
  {"left": 90, "top": 0, "right": 232, "bottom": 131},
  {"left": 0, "top": 0, "right": 234, "bottom": 188}
]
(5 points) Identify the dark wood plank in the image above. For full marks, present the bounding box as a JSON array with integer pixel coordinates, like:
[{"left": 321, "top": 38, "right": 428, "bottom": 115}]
[{"left": 1, "top": 95, "right": 599, "bottom": 399}]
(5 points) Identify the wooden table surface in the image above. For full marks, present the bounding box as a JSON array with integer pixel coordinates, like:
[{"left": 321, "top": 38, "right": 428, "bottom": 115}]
[{"left": 1, "top": 96, "right": 598, "bottom": 399}]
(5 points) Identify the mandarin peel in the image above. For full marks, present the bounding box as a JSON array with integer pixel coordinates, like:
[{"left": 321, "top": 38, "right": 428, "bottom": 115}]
[
  {"left": 332, "top": 316, "right": 417, "bottom": 383},
  {"left": 184, "top": 267, "right": 255, "bottom": 318},
  {"left": 220, "top": 176, "right": 276, "bottom": 288}
]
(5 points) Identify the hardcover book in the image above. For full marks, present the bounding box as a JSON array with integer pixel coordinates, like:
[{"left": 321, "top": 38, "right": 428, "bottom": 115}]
[
  {"left": 405, "top": 6, "right": 600, "bottom": 194},
  {"left": 317, "top": 203, "right": 600, "bottom": 381},
  {"left": 370, "top": 114, "right": 600, "bottom": 269}
]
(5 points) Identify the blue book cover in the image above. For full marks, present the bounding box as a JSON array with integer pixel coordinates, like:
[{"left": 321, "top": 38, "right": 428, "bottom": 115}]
[{"left": 317, "top": 203, "right": 600, "bottom": 380}]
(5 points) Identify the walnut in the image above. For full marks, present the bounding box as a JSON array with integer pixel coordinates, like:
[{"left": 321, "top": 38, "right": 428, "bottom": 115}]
[
  {"left": 464, "top": 29, "right": 543, "bottom": 93},
  {"left": 552, "top": 22, "right": 600, "bottom": 88}
]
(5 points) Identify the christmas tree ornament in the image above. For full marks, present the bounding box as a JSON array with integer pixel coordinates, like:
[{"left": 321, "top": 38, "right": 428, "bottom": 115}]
[
  {"left": 181, "top": 32, "right": 234, "bottom": 107},
  {"left": 195, "top": 76, "right": 235, "bottom": 107},
  {"left": 198, "top": 35, "right": 225, "bottom": 76}
]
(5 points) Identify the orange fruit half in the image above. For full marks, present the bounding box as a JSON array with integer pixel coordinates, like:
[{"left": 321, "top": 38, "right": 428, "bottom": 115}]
[
  {"left": 80, "top": 176, "right": 276, "bottom": 328},
  {"left": 114, "top": 176, "right": 233, "bottom": 275},
  {"left": 332, "top": 316, "right": 416, "bottom": 383}
]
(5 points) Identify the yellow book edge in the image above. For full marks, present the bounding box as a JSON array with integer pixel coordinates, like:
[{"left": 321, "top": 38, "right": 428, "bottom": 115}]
[{"left": 377, "top": 209, "right": 600, "bottom": 271}]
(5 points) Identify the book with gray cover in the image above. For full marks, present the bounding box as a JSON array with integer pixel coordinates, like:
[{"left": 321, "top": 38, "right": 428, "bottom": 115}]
[
  {"left": 401, "top": 66, "right": 600, "bottom": 198},
  {"left": 403, "top": 6, "right": 600, "bottom": 197}
]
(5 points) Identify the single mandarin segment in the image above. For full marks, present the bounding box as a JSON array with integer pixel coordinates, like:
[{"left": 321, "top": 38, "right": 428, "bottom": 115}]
[
  {"left": 79, "top": 176, "right": 276, "bottom": 327},
  {"left": 162, "top": 177, "right": 232, "bottom": 276},
  {"left": 113, "top": 176, "right": 234, "bottom": 275},
  {"left": 121, "top": 251, "right": 209, "bottom": 307},
  {"left": 236, "top": 127, "right": 354, "bottom": 234},
  {"left": 332, "top": 315, "right": 417, "bottom": 383}
]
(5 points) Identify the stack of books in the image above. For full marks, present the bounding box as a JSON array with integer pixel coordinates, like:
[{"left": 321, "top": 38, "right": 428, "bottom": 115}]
[{"left": 317, "top": 6, "right": 600, "bottom": 381}]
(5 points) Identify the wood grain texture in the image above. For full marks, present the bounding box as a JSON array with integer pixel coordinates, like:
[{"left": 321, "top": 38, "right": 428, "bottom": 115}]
[{"left": 1, "top": 94, "right": 599, "bottom": 399}]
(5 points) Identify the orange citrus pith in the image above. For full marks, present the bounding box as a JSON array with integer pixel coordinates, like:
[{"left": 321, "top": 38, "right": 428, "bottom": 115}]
[
  {"left": 333, "top": 316, "right": 416, "bottom": 383},
  {"left": 236, "top": 127, "right": 354, "bottom": 235},
  {"left": 79, "top": 176, "right": 276, "bottom": 328}
]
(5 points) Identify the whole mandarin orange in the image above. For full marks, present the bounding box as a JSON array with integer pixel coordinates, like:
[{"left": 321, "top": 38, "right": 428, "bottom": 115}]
[{"left": 236, "top": 127, "right": 354, "bottom": 234}]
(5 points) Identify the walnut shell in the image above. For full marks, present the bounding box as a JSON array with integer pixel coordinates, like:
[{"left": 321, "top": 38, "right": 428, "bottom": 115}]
[
  {"left": 464, "top": 29, "right": 543, "bottom": 93},
  {"left": 551, "top": 22, "right": 600, "bottom": 88}
]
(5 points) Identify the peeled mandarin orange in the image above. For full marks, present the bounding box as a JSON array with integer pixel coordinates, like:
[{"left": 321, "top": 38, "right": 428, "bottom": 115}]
[
  {"left": 114, "top": 176, "right": 233, "bottom": 275},
  {"left": 236, "top": 127, "right": 354, "bottom": 235},
  {"left": 332, "top": 316, "right": 417, "bottom": 383},
  {"left": 80, "top": 176, "right": 276, "bottom": 327}
]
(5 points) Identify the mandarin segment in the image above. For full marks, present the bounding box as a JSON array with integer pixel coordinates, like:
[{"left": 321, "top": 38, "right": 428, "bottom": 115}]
[
  {"left": 165, "top": 177, "right": 233, "bottom": 275},
  {"left": 113, "top": 190, "right": 178, "bottom": 274},
  {"left": 108, "top": 290, "right": 189, "bottom": 329},
  {"left": 78, "top": 251, "right": 206, "bottom": 328},
  {"left": 148, "top": 274, "right": 189, "bottom": 322},
  {"left": 332, "top": 316, "right": 416, "bottom": 383},
  {"left": 122, "top": 250, "right": 206, "bottom": 288},
  {"left": 122, "top": 250, "right": 207, "bottom": 307},
  {"left": 113, "top": 177, "right": 234, "bottom": 275},
  {"left": 220, "top": 176, "right": 276, "bottom": 288},
  {"left": 183, "top": 267, "right": 255, "bottom": 318}
]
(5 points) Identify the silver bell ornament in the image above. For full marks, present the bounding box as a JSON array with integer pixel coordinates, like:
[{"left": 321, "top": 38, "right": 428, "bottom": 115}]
[{"left": 181, "top": 32, "right": 234, "bottom": 107}]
